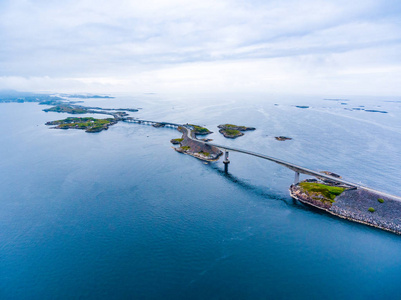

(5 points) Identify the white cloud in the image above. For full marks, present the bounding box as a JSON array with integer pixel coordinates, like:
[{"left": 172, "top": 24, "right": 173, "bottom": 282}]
[{"left": 0, "top": 0, "right": 401, "bottom": 95}]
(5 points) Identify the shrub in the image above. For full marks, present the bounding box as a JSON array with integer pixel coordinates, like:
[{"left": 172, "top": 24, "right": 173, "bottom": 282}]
[
  {"left": 368, "top": 207, "right": 375, "bottom": 213},
  {"left": 299, "top": 182, "right": 345, "bottom": 202},
  {"left": 378, "top": 198, "right": 384, "bottom": 203},
  {"left": 224, "top": 129, "right": 241, "bottom": 135}
]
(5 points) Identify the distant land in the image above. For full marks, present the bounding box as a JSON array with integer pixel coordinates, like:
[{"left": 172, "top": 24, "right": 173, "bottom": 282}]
[{"left": 0, "top": 90, "right": 114, "bottom": 104}]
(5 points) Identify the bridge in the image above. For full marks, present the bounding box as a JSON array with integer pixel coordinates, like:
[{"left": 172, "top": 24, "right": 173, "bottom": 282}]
[
  {"left": 180, "top": 125, "right": 401, "bottom": 201},
  {"left": 123, "top": 117, "right": 181, "bottom": 128},
  {"left": 124, "top": 119, "right": 401, "bottom": 201}
]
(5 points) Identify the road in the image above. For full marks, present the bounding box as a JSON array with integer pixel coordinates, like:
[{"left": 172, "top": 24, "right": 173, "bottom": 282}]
[{"left": 181, "top": 125, "right": 401, "bottom": 201}]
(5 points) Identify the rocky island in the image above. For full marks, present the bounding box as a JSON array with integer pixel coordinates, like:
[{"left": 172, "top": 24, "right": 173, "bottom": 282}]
[
  {"left": 218, "top": 124, "right": 255, "bottom": 138},
  {"left": 275, "top": 136, "right": 292, "bottom": 141},
  {"left": 43, "top": 104, "right": 138, "bottom": 118},
  {"left": 42, "top": 102, "right": 141, "bottom": 133},
  {"left": 290, "top": 179, "right": 401, "bottom": 234},
  {"left": 43, "top": 105, "right": 88, "bottom": 114},
  {"left": 46, "top": 117, "right": 117, "bottom": 132}
]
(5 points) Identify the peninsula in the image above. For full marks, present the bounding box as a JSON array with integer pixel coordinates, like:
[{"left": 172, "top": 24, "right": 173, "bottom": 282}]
[{"left": 290, "top": 179, "right": 401, "bottom": 234}]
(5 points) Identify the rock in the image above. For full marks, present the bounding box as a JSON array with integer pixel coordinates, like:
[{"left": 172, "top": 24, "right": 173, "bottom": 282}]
[
  {"left": 217, "top": 124, "right": 255, "bottom": 131},
  {"left": 188, "top": 124, "right": 212, "bottom": 135},
  {"left": 320, "top": 171, "right": 342, "bottom": 178},
  {"left": 218, "top": 124, "right": 255, "bottom": 138},
  {"left": 170, "top": 138, "right": 183, "bottom": 145},
  {"left": 219, "top": 129, "right": 244, "bottom": 138}
]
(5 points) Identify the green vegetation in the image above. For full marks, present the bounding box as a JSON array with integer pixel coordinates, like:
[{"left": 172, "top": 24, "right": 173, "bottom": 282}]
[
  {"left": 189, "top": 124, "right": 212, "bottom": 135},
  {"left": 46, "top": 117, "right": 115, "bottom": 132},
  {"left": 171, "top": 138, "right": 183, "bottom": 143},
  {"left": 218, "top": 124, "right": 254, "bottom": 138},
  {"left": 378, "top": 198, "right": 384, "bottom": 203},
  {"left": 43, "top": 105, "right": 88, "bottom": 114},
  {"left": 299, "top": 182, "right": 345, "bottom": 203},
  {"left": 180, "top": 146, "right": 191, "bottom": 151},
  {"left": 222, "top": 124, "right": 247, "bottom": 130},
  {"left": 223, "top": 129, "right": 241, "bottom": 136},
  {"left": 199, "top": 151, "right": 210, "bottom": 157},
  {"left": 368, "top": 207, "right": 376, "bottom": 212}
]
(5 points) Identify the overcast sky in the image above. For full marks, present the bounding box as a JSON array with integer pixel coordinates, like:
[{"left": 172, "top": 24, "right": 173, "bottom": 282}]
[{"left": 1, "top": 0, "right": 401, "bottom": 95}]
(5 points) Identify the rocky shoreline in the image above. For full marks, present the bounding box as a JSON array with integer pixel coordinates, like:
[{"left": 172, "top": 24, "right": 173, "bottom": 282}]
[
  {"left": 275, "top": 136, "right": 292, "bottom": 141},
  {"left": 290, "top": 182, "right": 401, "bottom": 235},
  {"left": 172, "top": 126, "right": 222, "bottom": 161},
  {"left": 43, "top": 102, "right": 140, "bottom": 133}
]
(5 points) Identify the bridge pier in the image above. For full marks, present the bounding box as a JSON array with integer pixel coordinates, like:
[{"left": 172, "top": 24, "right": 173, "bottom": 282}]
[
  {"left": 294, "top": 172, "right": 300, "bottom": 184},
  {"left": 223, "top": 151, "right": 230, "bottom": 173}
]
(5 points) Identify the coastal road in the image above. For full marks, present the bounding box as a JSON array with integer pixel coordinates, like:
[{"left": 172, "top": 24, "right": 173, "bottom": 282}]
[{"left": 181, "top": 125, "right": 401, "bottom": 201}]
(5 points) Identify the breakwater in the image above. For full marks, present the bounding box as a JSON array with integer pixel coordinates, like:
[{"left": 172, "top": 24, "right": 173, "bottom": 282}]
[{"left": 290, "top": 184, "right": 401, "bottom": 234}]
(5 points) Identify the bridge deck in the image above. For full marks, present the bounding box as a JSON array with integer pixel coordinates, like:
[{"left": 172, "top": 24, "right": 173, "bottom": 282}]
[
  {"left": 180, "top": 126, "right": 401, "bottom": 201},
  {"left": 124, "top": 120, "right": 401, "bottom": 201}
]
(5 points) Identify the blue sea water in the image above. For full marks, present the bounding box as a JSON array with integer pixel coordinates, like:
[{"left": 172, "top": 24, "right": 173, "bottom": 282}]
[{"left": 1, "top": 93, "right": 401, "bottom": 299}]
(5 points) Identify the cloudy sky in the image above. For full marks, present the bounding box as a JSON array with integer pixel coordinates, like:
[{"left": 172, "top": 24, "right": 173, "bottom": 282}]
[{"left": 1, "top": 0, "right": 401, "bottom": 95}]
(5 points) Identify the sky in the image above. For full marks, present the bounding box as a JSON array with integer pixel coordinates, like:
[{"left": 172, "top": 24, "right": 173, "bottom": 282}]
[{"left": 0, "top": 0, "right": 401, "bottom": 95}]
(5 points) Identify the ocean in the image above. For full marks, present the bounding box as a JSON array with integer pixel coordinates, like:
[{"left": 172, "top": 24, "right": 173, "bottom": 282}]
[{"left": 1, "top": 93, "right": 401, "bottom": 299}]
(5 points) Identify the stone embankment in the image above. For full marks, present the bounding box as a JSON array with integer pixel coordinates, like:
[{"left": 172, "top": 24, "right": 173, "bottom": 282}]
[{"left": 290, "top": 183, "right": 401, "bottom": 234}]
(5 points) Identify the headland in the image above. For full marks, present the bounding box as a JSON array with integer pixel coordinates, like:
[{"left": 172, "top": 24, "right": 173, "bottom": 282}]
[{"left": 290, "top": 179, "right": 401, "bottom": 234}]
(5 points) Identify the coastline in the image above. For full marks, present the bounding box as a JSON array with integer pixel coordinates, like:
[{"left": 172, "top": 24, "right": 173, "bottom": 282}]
[{"left": 290, "top": 185, "right": 401, "bottom": 235}]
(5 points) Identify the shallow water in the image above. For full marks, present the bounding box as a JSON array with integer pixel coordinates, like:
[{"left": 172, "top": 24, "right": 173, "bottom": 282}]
[{"left": 1, "top": 93, "right": 401, "bottom": 299}]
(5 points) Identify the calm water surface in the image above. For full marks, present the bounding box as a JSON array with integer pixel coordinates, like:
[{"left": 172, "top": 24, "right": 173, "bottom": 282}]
[{"left": 1, "top": 93, "right": 401, "bottom": 299}]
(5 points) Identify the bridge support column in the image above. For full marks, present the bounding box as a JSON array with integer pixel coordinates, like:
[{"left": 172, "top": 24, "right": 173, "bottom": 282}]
[
  {"left": 294, "top": 172, "right": 300, "bottom": 184},
  {"left": 223, "top": 151, "right": 230, "bottom": 173}
]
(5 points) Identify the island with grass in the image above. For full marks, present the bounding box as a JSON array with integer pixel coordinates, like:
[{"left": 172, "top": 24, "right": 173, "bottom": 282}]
[
  {"left": 290, "top": 178, "right": 401, "bottom": 234},
  {"left": 46, "top": 117, "right": 118, "bottom": 132},
  {"left": 188, "top": 124, "right": 213, "bottom": 135},
  {"left": 218, "top": 124, "right": 255, "bottom": 138},
  {"left": 43, "top": 105, "right": 88, "bottom": 114}
]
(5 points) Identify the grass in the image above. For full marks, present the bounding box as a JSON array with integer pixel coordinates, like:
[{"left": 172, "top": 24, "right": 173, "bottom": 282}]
[
  {"left": 378, "top": 198, "right": 384, "bottom": 203},
  {"left": 171, "top": 138, "right": 183, "bottom": 143},
  {"left": 199, "top": 151, "right": 210, "bottom": 157},
  {"left": 223, "top": 129, "right": 241, "bottom": 135},
  {"left": 189, "top": 124, "right": 211, "bottom": 134},
  {"left": 180, "top": 146, "right": 191, "bottom": 151},
  {"left": 221, "top": 124, "right": 247, "bottom": 130},
  {"left": 48, "top": 117, "right": 114, "bottom": 132},
  {"left": 368, "top": 207, "right": 375, "bottom": 212},
  {"left": 299, "top": 182, "right": 345, "bottom": 203},
  {"left": 44, "top": 105, "right": 88, "bottom": 114}
]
